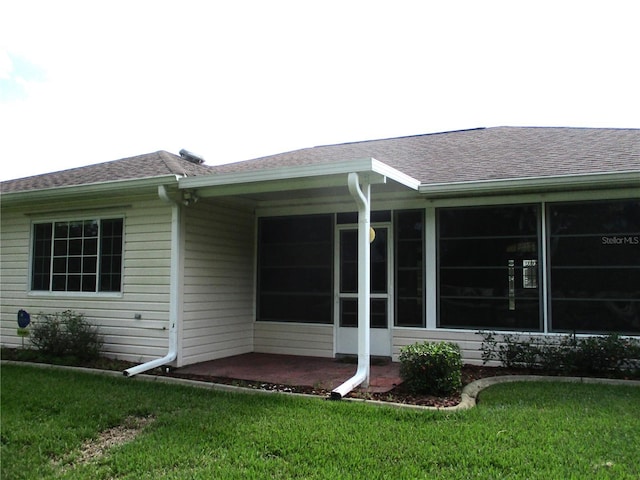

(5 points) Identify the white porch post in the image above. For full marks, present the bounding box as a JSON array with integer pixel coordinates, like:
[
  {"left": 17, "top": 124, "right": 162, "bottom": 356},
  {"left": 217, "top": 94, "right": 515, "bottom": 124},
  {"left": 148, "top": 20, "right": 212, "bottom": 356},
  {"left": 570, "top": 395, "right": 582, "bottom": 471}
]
[{"left": 331, "top": 172, "right": 371, "bottom": 398}]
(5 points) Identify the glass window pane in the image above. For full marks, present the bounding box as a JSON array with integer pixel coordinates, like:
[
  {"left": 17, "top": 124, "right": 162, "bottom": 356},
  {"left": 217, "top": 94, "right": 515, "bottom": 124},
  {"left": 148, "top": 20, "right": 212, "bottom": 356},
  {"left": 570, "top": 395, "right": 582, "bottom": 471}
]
[
  {"left": 68, "top": 222, "right": 83, "bottom": 238},
  {"left": 31, "top": 224, "right": 52, "bottom": 290},
  {"left": 68, "top": 239, "right": 82, "bottom": 255},
  {"left": 99, "top": 219, "right": 123, "bottom": 292},
  {"left": 84, "top": 238, "right": 98, "bottom": 255},
  {"left": 53, "top": 257, "right": 66, "bottom": 273},
  {"left": 83, "top": 257, "right": 97, "bottom": 274},
  {"left": 84, "top": 220, "right": 98, "bottom": 237},
  {"left": 67, "top": 257, "right": 81, "bottom": 273},
  {"left": 54, "top": 239, "right": 67, "bottom": 256},
  {"left": 82, "top": 275, "right": 97, "bottom": 292},
  {"left": 54, "top": 222, "right": 68, "bottom": 238},
  {"left": 67, "top": 275, "right": 81, "bottom": 291},
  {"left": 52, "top": 275, "right": 66, "bottom": 291}
]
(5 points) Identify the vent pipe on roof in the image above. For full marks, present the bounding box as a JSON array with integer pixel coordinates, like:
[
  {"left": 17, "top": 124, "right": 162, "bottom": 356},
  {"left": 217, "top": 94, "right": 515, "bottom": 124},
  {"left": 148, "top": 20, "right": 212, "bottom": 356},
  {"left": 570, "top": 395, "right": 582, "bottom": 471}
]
[{"left": 179, "top": 149, "right": 205, "bottom": 164}]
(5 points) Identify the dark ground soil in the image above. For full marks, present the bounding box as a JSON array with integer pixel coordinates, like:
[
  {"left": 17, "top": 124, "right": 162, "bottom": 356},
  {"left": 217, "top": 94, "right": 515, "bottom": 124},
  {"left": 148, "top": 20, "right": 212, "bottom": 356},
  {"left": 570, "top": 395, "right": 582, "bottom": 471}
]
[{"left": 3, "top": 348, "right": 637, "bottom": 408}]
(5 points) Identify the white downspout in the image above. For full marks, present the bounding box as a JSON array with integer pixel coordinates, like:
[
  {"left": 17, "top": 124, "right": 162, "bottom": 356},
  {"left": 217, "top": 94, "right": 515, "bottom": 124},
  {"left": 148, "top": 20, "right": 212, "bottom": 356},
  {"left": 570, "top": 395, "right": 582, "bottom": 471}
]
[
  {"left": 331, "top": 172, "right": 371, "bottom": 399},
  {"left": 124, "top": 184, "right": 180, "bottom": 377}
]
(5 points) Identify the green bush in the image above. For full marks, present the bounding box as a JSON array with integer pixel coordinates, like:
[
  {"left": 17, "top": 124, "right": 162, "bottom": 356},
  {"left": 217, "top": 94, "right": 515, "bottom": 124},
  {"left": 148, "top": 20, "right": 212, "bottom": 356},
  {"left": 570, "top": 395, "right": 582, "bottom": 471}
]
[
  {"left": 399, "top": 341, "right": 462, "bottom": 395},
  {"left": 478, "top": 331, "right": 640, "bottom": 377},
  {"left": 29, "top": 310, "right": 102, "bottom": 361}
]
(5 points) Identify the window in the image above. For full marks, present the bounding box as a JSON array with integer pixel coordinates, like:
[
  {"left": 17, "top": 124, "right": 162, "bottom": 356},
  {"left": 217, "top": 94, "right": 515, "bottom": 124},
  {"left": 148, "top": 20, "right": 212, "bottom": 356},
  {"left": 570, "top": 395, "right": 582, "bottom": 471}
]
[
  {"left": 395, "top": 210, "right": 424, "bottom": 327},
  {"left": 31, "top": 218, "right": 123, "bottom": 293},
  {"left": 438, "top": 205, "right": 541, "bottom": 330},
  {"left": 548, "top": 199, "right": 640, "bottom": 334},
  {"left": 257, "top": 215, "right": 333, "bottom": 323}
]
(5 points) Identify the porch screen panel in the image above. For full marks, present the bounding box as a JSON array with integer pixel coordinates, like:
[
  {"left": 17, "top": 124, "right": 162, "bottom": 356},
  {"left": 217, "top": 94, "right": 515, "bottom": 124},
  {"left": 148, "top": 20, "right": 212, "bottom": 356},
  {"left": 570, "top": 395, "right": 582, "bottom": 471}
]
[
  {"left": 395, "top": 210, "right": 424, "bottom": 327},
  {"left": 438, "top": 205, "right": 542, "bottom": 330},
  {"left": 548, "top": 199, "right": 640, "bottom": 334},
  {"left": 257, "top": 215, "right": 333, "bottom": 324}
]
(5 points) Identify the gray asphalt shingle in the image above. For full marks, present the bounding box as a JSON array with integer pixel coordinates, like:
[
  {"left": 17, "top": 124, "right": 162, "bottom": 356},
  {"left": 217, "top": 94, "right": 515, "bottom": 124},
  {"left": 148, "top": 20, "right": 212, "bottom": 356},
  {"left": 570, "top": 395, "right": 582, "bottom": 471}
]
[{"left": 2, "top": 127, "right": 639, "bottom": 193}]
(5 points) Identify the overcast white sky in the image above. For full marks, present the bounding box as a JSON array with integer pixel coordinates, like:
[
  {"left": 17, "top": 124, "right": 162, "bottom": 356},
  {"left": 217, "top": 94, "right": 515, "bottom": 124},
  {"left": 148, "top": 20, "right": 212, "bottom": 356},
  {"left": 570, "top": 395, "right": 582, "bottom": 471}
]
[{"left": 1, "top": 1, "right": 639, "bottom": 181}]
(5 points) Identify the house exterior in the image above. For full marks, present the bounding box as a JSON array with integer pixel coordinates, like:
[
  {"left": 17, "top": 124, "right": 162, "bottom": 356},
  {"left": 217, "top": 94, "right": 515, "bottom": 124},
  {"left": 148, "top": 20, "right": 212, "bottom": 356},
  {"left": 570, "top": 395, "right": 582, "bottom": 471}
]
[{"left": 2, "top": 127, "right": 639, "bottom": 383}]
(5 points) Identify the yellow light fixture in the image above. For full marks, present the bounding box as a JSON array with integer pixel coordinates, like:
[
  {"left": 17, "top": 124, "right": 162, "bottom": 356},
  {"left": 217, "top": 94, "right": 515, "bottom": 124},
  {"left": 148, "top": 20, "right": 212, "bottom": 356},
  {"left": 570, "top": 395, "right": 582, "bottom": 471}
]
[{"left": 369, "top": 227, "right": 376, "bottom": 243}]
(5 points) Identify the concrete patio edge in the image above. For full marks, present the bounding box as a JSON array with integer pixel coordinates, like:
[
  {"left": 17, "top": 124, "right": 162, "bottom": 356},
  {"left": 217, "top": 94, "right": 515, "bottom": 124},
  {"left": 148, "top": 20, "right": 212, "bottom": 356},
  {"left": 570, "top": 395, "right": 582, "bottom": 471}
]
[{"left": 3, "top": 361, "right": 639, "bottom": 412}]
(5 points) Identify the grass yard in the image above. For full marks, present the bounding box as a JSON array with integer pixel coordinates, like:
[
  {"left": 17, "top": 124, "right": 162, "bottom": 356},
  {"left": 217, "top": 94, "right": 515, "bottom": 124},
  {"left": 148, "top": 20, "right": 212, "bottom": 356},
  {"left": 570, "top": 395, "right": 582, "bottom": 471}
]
[{"left": 2, "top": 364, "right": 639, "bottom": 479}]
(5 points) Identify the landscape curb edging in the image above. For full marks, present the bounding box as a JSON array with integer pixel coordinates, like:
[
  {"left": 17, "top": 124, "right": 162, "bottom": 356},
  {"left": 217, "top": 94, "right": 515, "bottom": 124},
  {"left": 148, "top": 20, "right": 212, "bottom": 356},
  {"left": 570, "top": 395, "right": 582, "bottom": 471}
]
[{"left": 3, "top": 360, "right": 639, "bottom": 412}]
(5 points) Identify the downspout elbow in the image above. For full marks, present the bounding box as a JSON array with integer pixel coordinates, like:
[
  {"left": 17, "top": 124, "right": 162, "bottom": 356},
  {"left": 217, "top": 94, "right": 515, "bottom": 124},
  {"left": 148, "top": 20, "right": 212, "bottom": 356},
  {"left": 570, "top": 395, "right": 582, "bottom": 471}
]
[{"left": 123, "top": 350, "right": 177, "bottom": 377}]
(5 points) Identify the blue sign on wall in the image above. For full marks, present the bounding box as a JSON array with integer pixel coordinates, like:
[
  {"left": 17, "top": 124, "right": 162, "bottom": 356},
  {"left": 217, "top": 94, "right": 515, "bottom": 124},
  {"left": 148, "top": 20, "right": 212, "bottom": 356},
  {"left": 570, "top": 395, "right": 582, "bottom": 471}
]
[{"left": 17, "top": 309, "right": 30, "bottom": 328}]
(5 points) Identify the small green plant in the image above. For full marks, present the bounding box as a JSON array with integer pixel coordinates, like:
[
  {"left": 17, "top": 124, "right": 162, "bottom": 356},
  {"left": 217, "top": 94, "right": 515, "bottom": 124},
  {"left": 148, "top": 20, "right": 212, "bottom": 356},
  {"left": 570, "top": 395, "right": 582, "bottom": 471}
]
[
  {"left": 399, "top": 341, "right": 462, "bottom": 395},
  {"left": 29, "top": 310, "right": 102, "bottom": 361}
]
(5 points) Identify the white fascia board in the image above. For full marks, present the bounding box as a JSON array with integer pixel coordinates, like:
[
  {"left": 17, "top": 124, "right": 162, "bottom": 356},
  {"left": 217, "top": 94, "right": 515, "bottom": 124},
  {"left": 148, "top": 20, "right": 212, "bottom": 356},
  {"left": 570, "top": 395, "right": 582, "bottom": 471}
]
[
  {"left": 419, "top": 170, "right": 640, "bottom": 198},
  {"left": 370, "top": 159, "right": 420, "bottom": 190},
  {"left": 179, "top": 158, "right": 420, "bottom": 193},
  {"left": 0, "top": 175, "right": 182, "bottom": 205}
]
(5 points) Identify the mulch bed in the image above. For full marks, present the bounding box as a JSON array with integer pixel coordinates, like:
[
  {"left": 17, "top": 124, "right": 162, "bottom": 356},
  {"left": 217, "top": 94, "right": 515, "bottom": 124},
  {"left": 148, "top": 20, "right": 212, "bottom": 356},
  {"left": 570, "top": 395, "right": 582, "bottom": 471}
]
[{"left": 3, "top": 349, "right": 636, "bottom": 408}]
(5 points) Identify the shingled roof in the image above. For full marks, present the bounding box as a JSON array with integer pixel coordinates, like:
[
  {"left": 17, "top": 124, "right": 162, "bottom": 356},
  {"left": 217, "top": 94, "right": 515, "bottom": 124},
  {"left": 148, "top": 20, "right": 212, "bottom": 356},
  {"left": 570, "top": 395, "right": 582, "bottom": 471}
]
[
  {"left": 2, "top": 127, "right": 639, "bottom": 195},
  {"left": 211, "top": 127, "right": 640, "bottom": 185},
  {"left": 1, "top": 150, "right": 212, "bottom": 194}
]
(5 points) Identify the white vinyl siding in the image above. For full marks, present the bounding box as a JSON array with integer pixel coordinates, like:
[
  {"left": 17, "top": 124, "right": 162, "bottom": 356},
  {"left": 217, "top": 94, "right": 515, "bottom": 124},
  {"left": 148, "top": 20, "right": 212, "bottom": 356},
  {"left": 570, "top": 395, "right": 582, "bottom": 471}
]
[
  {"left": 393, "top": 328, "right": 487, "bottom": 364},
  {"left": 254, "top": 322, "right": 334, "bottom": 357},
  {"left": 0, "top": 195, "right": 173, "bottom": 363},
  {"left": 180, "top": 200, "right": 255, "bottom": 365}
]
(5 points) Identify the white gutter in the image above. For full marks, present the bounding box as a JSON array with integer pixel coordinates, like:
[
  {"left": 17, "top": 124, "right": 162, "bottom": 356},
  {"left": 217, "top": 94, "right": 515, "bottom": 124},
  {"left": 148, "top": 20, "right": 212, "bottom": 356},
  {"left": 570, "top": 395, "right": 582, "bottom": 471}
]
[
  {"left": 124, "top": 184, "right": 180, "bottom": 377},
  {"left": 331, "top": 172, "right": 371, "bottom": 399},
  {"left": 419, "top": 170, "right": 640, "bottom": 198}
]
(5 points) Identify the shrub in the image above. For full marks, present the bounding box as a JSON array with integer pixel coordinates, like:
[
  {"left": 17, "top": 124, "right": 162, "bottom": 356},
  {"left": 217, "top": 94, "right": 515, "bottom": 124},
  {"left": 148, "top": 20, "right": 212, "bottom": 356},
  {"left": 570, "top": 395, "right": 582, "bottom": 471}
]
[
  {"left": 30, "top": 310, "right": 102, "bottom": 361},
  {"left": 399, "top": 341, "right": 462, "bottom": 395},
  {"left": 478, "top": 331, "right": 640, "bottom": 377}
]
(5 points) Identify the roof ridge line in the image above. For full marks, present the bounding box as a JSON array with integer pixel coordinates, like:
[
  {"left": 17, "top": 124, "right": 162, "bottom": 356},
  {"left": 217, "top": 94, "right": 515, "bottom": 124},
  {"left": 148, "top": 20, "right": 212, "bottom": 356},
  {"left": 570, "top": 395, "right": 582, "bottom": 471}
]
[{"left": 313, "top": 127, "right": 487, "bottom": 149}]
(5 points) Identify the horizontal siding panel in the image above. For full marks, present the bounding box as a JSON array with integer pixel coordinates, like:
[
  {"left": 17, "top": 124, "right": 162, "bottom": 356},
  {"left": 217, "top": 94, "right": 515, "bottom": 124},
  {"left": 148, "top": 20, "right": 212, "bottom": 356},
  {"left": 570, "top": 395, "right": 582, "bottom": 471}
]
[
  {"left": 1, "top": 198, "right": 172, "bottom": 362},
  {"left": 181, "top": 315, "right": 252, "bottom": 330},
  {"left": 256, "top": 345, "right": 334, "bottom": 358},
  {"left": 254, "top": 322, "right": 334, "bottom": 358},
  {"left": 122, "top": 284, "right": 170, "bottom": 295},
  {"left": 392, "top": 329, "right": 486, "bottom": 364},
  {"left": 179, "top": 201, "right": 255, "bottom": 367},
  {"left": 182, "top": 342, "right": 253, "bottom": 365},
  {"left": 183, "top": 330, "right": 252, "bottom": 349}
]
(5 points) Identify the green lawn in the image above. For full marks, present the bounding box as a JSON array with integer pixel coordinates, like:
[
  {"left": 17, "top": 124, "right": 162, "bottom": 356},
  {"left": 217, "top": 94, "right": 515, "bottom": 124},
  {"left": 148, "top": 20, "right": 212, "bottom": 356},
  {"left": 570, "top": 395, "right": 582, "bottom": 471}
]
[{"left": 2, "top": 364, "right": 639, "bottom": 479}]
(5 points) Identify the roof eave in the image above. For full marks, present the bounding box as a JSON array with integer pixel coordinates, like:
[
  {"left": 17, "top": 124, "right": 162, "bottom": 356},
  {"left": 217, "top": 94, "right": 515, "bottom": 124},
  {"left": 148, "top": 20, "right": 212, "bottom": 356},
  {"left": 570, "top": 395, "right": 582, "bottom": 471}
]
[
  {"left": 179, "top": 158, "right": 420, "bottom": 197},
  {"left": 418, "top": 171, "right": 640, "bottom": 198},
  {"left": 0, "top": 175, "right": 182, "bottom": 206}
]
